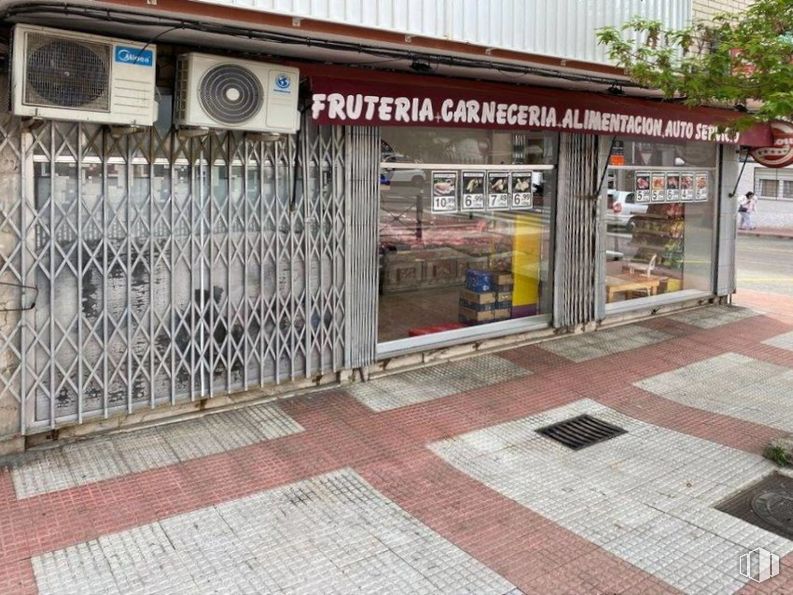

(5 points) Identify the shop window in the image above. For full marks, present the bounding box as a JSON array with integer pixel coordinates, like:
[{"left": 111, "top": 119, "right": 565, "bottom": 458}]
[
  {"left": 783, "top": 181, "right": 793, "bottom": 199},
  {"left": 378, "top": 129, "right": 556, "bottom": 344},
  {"left": 604, "top": 138, "right": 717, "bottom": 306},
  {"left": 756, "top": 178, "right": 779, "bottom": 198}
]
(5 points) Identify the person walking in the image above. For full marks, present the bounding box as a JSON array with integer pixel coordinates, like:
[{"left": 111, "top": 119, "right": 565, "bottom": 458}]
[{"left": 738, "top": 191, "right": 758, "bottom": 230}]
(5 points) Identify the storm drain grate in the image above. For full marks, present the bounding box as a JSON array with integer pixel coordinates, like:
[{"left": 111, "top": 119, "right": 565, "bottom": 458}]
[
  {"left": 717, "top": 473, "right": 793, "bottom": 540},
  {"left": 536, "top": 414, "right": 626, "bottom": 450}
]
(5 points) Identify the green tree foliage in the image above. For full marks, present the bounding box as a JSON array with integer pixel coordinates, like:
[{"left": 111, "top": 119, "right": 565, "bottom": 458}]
[{"left": 597, "top": 0, "right": 793, "bottom": 128}]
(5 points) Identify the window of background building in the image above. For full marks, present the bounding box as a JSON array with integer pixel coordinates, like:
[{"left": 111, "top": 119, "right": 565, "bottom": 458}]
[
  {"left": 378, "top": 128, "right": 556, "bottom": 344},
  {"left": 784, "top": 181, "right": 793, "bottom": 200},
  {"left": 604, "top": 138, "right": 717, "bottom": 305},
  {"left": 756, "top": 178, "right": 779, "bottom": 199}
]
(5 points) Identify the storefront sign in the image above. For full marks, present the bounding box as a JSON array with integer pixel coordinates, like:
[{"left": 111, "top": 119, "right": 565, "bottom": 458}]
[
  {"left": 461, "top": 172, "right": 485, "bottom": 211},
  {"left": 681, "top": 174, "right": 694, "bottom": 201},
  {"left": 636, "top": 172, "right": 708, "bottom": 203},
  {"left": 431, "top": 171, "right": 458, "bottom": 212},
  {"left": 511, "top": 175, "right": 533, "bottom": 209},
  {"left": 487, "top": 172, "right": 510, "bottom": 210},
  {"left": 666, "top": 174, "right": 681, "bottom": 202},
  {"left": 696, "top": 174, "right": 709, "bottom": 201},
  {"left": 308, "top": 76, "right": 771, "bottom": 145},
  {"left": 750, "top": 121, "right": 793, "bottom": 168}
]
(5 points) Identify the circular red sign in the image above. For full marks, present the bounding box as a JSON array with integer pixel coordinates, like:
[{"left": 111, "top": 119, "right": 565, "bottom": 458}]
[{"left": 751, "top": 121, "right": 793, "bottom": 168}]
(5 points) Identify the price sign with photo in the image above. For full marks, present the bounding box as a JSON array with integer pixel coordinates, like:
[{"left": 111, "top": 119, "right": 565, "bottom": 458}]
[
  {"left": 487, "top": 172, "right": 510, "bottom": 210},
  {"left": 461, "top": 172, "right": 485, "bottom": 211},
  {"left": 695, "top": 173, "right": 709, "bottom": 201},
  {"left": 680, "top": 174, "right": 694, "bottom": 201},
  {"left": 635, "top": 173, "right": 651, "bottom": 202},
  {"left": 511, "top": 174, "right": 533, "bottom": 210},
  {"left": 651, "top": 174, "right": 666, "bottom": 202},
  {"left": 666, "top": 173, "right": 681, "bottom": 202},
  {"left": 431, "top": 171, "right": 458, "bottom": 213}
]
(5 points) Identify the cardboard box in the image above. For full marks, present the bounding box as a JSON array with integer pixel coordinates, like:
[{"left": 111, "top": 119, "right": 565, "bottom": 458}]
[
  {"left": 459, "top": 307, "right": 495, "bottom": 323},
  {"left": 460, "top": 300, "right": 495, "bottom": 312},
  {"left": 494, "top": 283, "right": 514, "bottom": 293},
  {"left": 495, "top": 291, "right": 513, "bottom": 302},
  {"left": 493, "top": 308, "right": 511, "bottom": 320},
  {"left": 460, "top": 289, "right": 496, "bottom": 305},
  {"left": 491, "top": 272, "right": 513, "bottom": 286}
]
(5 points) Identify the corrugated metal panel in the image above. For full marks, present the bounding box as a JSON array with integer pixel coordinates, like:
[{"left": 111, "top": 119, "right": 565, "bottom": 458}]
[
  {"left": 553, "top": 133, "right": 600, "bottom": 328},
  {"left": 344, "top": 126, "right": 379, "bottom": 368},
  {"left": 0, "top": 116, "right": 349, "bottom": 433},
  {"left": 194, "top": 0, "right": 691, "bottom": 64}
]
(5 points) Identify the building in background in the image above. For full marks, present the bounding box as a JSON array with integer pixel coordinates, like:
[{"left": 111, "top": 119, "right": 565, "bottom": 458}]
[{"left": 0, "top": 0, "right": 771, "bottom": 452}]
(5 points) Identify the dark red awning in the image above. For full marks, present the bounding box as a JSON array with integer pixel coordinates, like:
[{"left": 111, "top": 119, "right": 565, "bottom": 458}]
[{"left": 302, "top": 67, "right": 771, "bottom": 147}]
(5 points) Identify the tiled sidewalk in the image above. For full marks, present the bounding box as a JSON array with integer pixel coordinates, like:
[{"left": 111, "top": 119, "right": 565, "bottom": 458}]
[{"left": 2, "top": 304, "right": 793, "bottom": 594}]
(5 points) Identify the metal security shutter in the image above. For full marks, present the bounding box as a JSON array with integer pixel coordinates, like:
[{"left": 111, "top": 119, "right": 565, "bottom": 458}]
[
  {"left": 553, "top": 133, "right": 600, "bottom": 329},
  {"left": 344, "top": 126, "right": 380, "bottom": 369},
  {"left": 0, "top": 115, "right": 348, "bottom": 432}
]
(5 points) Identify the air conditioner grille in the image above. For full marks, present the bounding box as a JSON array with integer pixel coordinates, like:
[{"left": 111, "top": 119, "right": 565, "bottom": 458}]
[
  {"left": 24, "top": 33, "right": 111, "bottom": 111},
  {"left": 198, "top": 64, "right": 263, "bottom": 125}
]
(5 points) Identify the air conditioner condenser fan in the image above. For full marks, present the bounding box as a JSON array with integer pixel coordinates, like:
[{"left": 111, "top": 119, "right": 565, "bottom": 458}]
[
  {"left": 199, "top": 64, "right": 263, "bottom": 125},
  {"left": 26, "top": 38, "right": 109, "bottom": 108}
]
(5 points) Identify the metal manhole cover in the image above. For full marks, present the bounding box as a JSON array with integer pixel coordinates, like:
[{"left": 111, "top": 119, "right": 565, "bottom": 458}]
[
  {"left": 536, "top": 414, "right": 626, "bottom": 450},
  {"left": 717, "top": 473, "right": 793, "bottom": 539}
]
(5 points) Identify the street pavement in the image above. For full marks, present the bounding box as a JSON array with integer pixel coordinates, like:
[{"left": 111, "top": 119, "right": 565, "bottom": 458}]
[
  {"left": 736, "top": 236, "right": 793, "bottom": 297},
  {"left": 3, "top": 301, "right": 793, "bottom": 594}
]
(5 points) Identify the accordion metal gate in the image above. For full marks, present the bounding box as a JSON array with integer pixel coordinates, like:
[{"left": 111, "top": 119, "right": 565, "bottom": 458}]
[{"left": 0, "top": 115, "right": 356, "bottom": 433}]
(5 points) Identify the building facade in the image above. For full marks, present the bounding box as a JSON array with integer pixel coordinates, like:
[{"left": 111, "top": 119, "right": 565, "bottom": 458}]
[{"left": 0, "top": 0, "right": 769, "bottom": 452}]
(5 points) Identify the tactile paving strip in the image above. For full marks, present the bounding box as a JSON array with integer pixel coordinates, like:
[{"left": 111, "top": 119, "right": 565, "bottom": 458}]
[
  {"left": 11, "top": 402, "right": 304, "bottom": 499},
  {"left": 32, "top": 468, "right": 517, "bottom": 595},
  {"left": 430, "top": 399, "right": 792, "bottom": 594},
  {"left": 668, "top": 305, "right": 758, "bottom": 329},
  {"left": 764, "top": 330, "right": 793, "bottom": 352},
  {"left": 635, "top": 352, "right": 793, "bottom": 432},
  {"left": 347, "top": 355, "right": 530, "bottom": 412},
  {"left": 537, "top": 324, "right": 671, "bottom": 362}
]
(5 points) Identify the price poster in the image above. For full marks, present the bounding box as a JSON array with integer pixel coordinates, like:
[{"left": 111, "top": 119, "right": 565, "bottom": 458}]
[
  {"left": 487, "top": 172, "right": 510, "bottom": 210},
  {"left": 695, "top": 173, "right": 709, "bottom": 201},
  {"left": 651, "top": 173, "right": 666, "bottom": 202},
  {"left": 666, "top": 173, "right": 681, "bottom": 202},
  {"left": 461, "top": 172, "right": 485, "bottom": 211},
  {"left": 635, "top": 173, "right": 651, "bottom": 202},
  {"left": 511, "top": 174, "right": 533, "bottom": 210},
  {"left": 680, "top": 174, "right": 694, "bottom": 201},
  {"left": 431, "top": 171, "right": 458, "bottom": 213}
]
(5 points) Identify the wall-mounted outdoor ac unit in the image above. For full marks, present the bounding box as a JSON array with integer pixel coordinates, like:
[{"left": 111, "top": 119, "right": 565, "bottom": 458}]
[
  {"left": 174, "top": 53, "right": 300, "bottom": 133},
  {"left": 12, "top": 25, "right": 157, "bottom": 126}
]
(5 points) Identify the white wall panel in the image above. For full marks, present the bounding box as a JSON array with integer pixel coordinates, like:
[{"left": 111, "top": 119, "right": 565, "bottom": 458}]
[{"left": 193, "top": 0, "right": 691, "bottom": 64}]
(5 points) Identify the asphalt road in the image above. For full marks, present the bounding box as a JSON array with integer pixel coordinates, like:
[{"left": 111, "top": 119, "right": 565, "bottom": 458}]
[{"left": 736, "top": 235, "right": 793, "bottom": 296}]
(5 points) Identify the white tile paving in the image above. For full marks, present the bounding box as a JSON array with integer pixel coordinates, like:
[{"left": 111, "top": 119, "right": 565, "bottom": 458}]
[
  {"left": 429, "top": 399, "right": 792, "bottom": 595},
  {"left": 668, "top": 305, "right": 758, "bottom": 329},
  {"left": 32, "top": 468, "right": 516, "bottom": 595},
  {"left": 12, "top": 402, "right": 303, "bottom": 499},
  {"left": 347, "top": 354, "right": 529, "bottom": 412},
  {"left": 764, "top": 330, "right": 793, "bottom": 352},
  {"left": 537, "top": 324, "right": 671, "bottom": 362},
  {"left": 635, "top": 352, "right": 793, "bottom": 432}
]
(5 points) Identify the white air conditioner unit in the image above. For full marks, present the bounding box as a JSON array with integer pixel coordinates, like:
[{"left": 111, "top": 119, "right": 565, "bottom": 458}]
[
  {"left": 175, "top": 53, "right": 300, "bottom": 133},
  {"left": 11, "top": 25, "right": 157, "bottom": 126}
]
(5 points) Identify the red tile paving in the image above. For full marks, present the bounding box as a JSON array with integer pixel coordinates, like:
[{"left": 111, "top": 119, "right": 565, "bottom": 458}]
[
  {"left": 735, "top": 290, "right": 793, "bottom": 325},
  {"left": 1, "top": 303, "right": 793, "bottom": 593},
  {"left": 357, "top": 450, "right": 680, "bottom": 594}
]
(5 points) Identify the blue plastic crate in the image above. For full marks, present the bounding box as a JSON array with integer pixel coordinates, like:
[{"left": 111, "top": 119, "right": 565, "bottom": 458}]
[{"left": 465, "top": 269, "right": 492, "bottom": 292}]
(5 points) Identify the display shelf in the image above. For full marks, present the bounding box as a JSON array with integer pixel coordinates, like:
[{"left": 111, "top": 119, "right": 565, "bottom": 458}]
[{"left": 631, "top": 229, "right": 683, "bottom": 239}]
